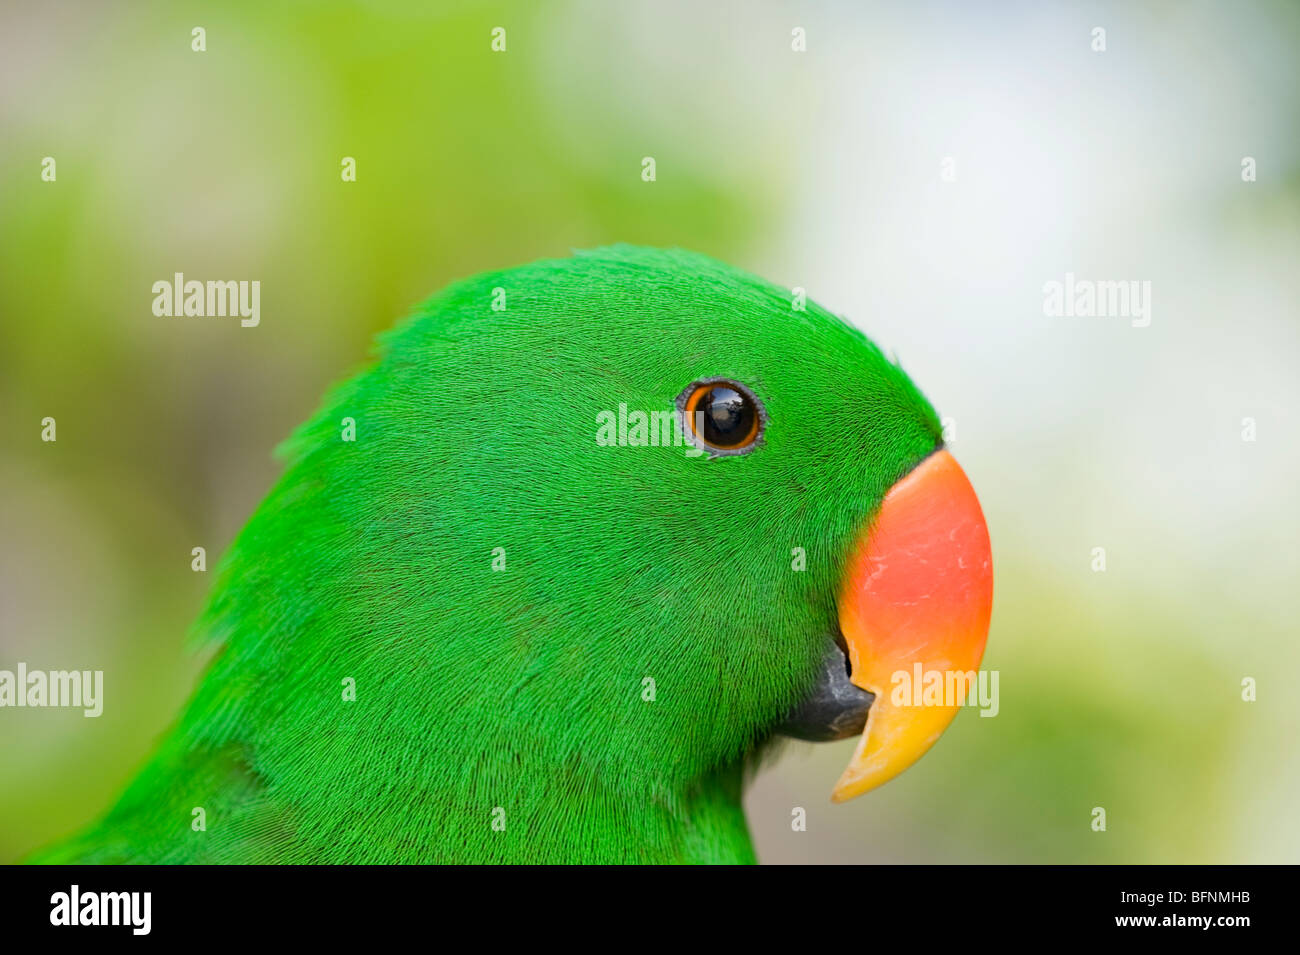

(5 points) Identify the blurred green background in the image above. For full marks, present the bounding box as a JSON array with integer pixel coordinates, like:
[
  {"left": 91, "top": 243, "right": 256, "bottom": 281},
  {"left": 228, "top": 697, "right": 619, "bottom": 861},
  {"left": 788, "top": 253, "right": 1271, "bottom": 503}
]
[{"left": 3, "top": 0, "right": 1298, "bottom": 863}]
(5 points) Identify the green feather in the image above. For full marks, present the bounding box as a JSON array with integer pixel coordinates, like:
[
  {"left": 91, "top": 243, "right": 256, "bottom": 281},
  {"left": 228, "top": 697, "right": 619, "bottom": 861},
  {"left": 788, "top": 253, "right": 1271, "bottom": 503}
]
[{"left": 33, "top": 246, "right": 940, "bottom": 864}]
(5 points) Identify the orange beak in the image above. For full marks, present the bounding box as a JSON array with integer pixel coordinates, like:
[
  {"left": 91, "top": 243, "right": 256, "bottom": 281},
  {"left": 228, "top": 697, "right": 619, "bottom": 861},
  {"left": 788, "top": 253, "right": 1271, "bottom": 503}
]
[{"left": 832, "top": 449, "right": 993, "bottom": 801}]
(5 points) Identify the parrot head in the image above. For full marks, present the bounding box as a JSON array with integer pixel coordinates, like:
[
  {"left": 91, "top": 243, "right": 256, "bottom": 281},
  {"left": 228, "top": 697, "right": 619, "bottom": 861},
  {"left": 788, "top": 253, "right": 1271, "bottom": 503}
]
[
  {"left": 216, "top": 244, "right": 990, "bottom": 795},
  {"left": 469, "top": 244, "right": 992, "bottom": 802},
  {"left": 46, "top": 245, "right": 992, "bottom": 864}
]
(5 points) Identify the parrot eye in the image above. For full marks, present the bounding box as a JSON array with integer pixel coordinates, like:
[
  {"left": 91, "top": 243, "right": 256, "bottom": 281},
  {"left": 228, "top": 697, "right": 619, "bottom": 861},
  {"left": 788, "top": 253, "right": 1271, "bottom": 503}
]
[{"left": 677, "top": 378, "right": 765, "bottom": 455}]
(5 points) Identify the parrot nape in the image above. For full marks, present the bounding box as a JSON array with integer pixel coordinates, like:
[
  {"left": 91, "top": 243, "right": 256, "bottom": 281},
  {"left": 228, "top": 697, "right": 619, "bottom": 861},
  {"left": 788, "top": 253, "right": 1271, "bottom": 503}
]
[{"left": 33, "top": 246, "right": 992, "bottom": 865}]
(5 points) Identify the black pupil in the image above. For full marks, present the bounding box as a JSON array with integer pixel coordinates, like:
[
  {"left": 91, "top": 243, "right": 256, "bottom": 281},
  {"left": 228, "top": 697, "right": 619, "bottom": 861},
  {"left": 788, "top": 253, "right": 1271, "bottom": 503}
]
[{"left": 699, "top": 386, "right": 754, "bottom": 448}]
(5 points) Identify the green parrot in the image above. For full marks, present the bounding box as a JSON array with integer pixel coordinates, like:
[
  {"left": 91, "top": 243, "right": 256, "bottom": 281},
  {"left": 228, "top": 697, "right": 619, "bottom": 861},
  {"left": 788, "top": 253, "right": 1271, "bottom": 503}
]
[{"left": 33, "top": 245, "right": 992, "bottom": 865}]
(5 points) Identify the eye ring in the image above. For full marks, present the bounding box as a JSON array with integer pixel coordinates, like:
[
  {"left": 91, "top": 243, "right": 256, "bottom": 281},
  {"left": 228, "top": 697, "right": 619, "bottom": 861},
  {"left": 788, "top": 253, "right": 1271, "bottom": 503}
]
[{"left": 676, "top": 378, "right": 767, "bottom": 456}]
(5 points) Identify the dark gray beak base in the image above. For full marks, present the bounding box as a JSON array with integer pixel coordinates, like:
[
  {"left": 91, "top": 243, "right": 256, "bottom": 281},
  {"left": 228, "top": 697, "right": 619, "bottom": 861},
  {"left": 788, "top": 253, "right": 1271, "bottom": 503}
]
[{"left": 778, "top": 637, "right": 874, "bottom": 742}]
